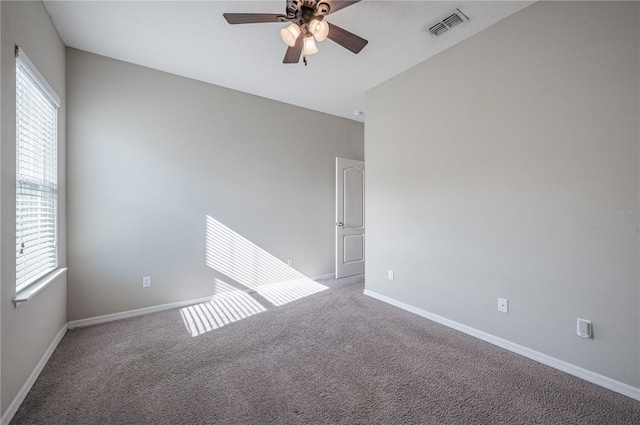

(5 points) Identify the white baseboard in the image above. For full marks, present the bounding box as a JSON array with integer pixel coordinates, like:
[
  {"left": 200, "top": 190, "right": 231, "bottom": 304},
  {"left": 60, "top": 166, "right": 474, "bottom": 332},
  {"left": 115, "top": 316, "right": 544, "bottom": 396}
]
[
  {"left": 311, "top": 273, "right": 335, "bottom": 281},
  {"left": 68, "top": 296, "right": 215, "bottom": 329},
  {"left": 69, "top": 275, "right": 336, "bottom": 329},
  {"left": 1, "top": 324, "right": 69, "bottom": 425},
  {"left": 363, "top": 289, "right": 640, "bottom": 401}
]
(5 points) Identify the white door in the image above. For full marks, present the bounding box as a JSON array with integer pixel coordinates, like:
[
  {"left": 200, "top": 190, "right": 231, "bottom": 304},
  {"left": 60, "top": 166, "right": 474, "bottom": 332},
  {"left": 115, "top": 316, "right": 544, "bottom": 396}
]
[{"left": 336, "top": 157, "right": 365, "bottom": 278}]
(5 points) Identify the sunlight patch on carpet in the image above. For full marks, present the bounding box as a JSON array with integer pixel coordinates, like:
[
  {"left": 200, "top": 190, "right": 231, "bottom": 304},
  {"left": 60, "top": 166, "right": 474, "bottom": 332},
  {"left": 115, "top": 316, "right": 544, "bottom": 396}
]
[{"left": 180, "top": 287, "right": 267, "bottom": 337}]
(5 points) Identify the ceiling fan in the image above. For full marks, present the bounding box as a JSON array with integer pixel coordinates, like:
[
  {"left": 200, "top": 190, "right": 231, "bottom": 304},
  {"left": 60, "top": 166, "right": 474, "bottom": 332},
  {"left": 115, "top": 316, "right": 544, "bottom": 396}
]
[{"left": 223, "top": 0, "right": 368, "bottom": 65}]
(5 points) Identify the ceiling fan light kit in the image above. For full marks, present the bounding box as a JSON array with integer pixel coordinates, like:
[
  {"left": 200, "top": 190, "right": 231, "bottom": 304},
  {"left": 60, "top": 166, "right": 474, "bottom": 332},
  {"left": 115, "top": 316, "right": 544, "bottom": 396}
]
[
  {"left": 281, "top": 23, "right": 302, "bottom": 47},
  {"left": 303, "top": 35, "right": 319, "bottom": 55},
  {"left": 223, "top": 0, "right": 368, "bottom": 65},
  {"left": 308, "top": 19, "right": 329, "bottom": 42}
]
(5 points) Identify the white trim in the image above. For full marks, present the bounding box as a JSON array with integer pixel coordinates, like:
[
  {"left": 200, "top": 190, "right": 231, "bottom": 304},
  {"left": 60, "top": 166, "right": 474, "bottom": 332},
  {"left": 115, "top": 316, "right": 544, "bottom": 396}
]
[
  {"left": 363, "top": 289, "right": 640, "bottom": 401},
  {"left": 69, "top": 275, "right": 336, "bottom": 328},
  {"left": 15, "top": 46, "right": 61, "bottom": 107},
  {"left": 311, "top": 273, "right": 335, "bottom": 281},
  {"left": 13, "top": 268, "right": 67, "bottom": 306},
  {"left": 1, "top": 324, "right": 68, "bottom": 425},
  {"left": 68, "top": 296, "right": 214, "bottom": 329}
]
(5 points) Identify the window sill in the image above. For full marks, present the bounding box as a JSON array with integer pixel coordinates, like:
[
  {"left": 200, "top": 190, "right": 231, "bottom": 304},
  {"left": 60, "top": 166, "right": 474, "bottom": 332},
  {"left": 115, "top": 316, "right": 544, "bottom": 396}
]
[{"left": 13, "top": 268, "right": 68, "bottom": 306}]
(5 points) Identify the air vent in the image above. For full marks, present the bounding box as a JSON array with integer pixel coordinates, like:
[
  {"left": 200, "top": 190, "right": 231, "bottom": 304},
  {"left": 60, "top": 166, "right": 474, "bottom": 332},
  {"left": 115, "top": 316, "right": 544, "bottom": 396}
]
[
  {"left": 426, "top": 9, "right": 469, "bottom": 38},
  {"left": 443, "top": 13, "right": 464, "bottom": 28},
  {"left": 429, "top": 22, "right": 449, "bottom": 37}
]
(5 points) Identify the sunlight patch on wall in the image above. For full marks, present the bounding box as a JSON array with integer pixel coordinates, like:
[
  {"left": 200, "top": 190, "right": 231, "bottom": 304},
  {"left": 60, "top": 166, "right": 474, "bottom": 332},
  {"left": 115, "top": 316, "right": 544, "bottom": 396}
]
[
  {"left": 205, "top": 215, "right": 328, "bottom": 307},
  {"left": 180, "top": 280, "right": 267, "bottom": 337}
]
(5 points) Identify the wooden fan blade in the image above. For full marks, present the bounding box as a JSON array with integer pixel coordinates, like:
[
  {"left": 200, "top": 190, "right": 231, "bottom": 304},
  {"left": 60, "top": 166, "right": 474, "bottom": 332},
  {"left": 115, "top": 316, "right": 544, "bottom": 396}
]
[
  {"left": 324, "top": 0, "right": 361, "bottom": 15},
  {"left": 327, "top": 23, "right": 368, "bottom": 54},
  {"left": 223, "top": 13, "right": 287, "bottom": 24},
  {"left": 283, "top": 36, "right": 303, "bottom": 64}
]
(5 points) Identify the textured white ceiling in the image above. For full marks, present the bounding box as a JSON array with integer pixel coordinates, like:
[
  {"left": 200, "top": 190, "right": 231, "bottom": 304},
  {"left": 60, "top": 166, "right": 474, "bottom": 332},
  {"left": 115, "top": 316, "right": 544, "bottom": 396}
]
[{"left": 44, "top": 1, "right": 533, "bottom": 122}]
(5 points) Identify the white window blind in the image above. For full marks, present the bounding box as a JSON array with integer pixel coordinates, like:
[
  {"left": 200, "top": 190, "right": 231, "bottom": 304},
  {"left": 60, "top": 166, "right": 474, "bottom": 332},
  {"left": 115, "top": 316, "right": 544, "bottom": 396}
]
[{"left": 15, "top": 48, "right": 60, "bottom": 292}]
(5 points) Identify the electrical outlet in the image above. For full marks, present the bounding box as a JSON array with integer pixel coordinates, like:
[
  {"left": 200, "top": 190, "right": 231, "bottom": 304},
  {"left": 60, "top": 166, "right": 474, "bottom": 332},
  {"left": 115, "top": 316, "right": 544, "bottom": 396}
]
[
  {"left": 388, "top": 270, "right": 394, "bottom": 280},
  {"left": 498, "top": 298, "right": 508, "bottom": 313},
  {"left": 142, "top": 276, "right": 151, "bottom": 288},
  {"left": 577, "top": 318, "right": 592, "bottom": 338},
  {"left": 287, "top": 258, "right": 293, "bottom": 267}
]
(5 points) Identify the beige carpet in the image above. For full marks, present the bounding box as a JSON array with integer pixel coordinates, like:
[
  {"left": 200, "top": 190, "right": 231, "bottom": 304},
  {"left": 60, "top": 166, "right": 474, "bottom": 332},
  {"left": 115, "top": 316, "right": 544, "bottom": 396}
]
[{"left": 11, "top": 275, "right": 640, "bottom": 424}]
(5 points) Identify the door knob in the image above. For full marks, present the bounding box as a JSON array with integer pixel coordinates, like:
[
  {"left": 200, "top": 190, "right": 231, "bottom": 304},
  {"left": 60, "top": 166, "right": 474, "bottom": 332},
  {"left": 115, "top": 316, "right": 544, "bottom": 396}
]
[{"left": 338, "top": 222, "right": 344, "bottom": 227}]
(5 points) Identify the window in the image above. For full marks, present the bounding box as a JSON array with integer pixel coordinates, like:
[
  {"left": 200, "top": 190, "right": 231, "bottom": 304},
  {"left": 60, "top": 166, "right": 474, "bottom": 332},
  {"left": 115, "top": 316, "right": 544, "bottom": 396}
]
[{"left": 15, "top": 48, "right": 61, "bottom": 292}]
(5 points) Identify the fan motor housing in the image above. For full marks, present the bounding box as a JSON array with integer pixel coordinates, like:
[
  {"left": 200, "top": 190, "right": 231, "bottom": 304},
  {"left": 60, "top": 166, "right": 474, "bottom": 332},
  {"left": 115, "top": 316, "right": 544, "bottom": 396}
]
[{"left": 286, "top": 0, "right": 330, "bottom": 18}]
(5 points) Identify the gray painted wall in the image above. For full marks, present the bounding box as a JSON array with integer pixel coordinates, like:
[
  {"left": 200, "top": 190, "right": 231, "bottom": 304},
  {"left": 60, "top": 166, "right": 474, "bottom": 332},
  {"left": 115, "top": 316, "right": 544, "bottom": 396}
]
[
  {"left": 365, "top": 1, "right": 639, "bottom": 387},
  {"left": 1, "top": 1, "right": 67, "bottom": 415},
  {"left": 66, "top": 48, "right": 364, "bottom": 321}
]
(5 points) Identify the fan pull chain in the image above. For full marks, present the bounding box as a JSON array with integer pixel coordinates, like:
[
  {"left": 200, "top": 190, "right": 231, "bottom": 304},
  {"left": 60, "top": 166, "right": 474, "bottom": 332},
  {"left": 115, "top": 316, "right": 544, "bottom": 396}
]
[{"left": 303, "top": 56, "right": 308, "bottom": 66}]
